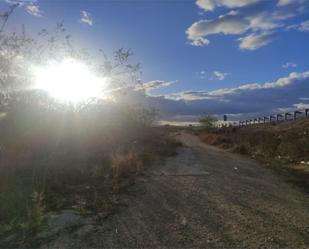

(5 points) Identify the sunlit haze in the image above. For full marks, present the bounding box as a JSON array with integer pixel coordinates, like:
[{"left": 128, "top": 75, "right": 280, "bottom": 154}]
[{"left": 32, "top": 58, "right": 108, "bottom": 103}]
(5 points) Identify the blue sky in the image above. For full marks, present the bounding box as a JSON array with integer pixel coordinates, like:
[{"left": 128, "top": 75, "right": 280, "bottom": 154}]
[{"left": 1, "top": 0, "right": 309, "bottom": 122}]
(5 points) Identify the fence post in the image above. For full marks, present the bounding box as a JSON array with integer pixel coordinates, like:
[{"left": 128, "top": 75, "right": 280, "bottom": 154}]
[
  {"left": 276, "top": 114, "right": 283, "bottom": 122},
  {"left": 270, "top": 115, "right": 275, "bottom": 122},
  {"left": 263, "top": 116, "right": 269, "bottom": 123},
  {"left": 285, "top": 112, "right": 291, "bottom": 121}
]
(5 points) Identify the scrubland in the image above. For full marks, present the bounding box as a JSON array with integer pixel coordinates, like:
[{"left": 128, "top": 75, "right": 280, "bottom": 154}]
[
  {"left": 0, "top": 102, "right": 180, "bottom": 246},
  {"left": 196, "top": 118, "right": 309, "bottom": 190}
]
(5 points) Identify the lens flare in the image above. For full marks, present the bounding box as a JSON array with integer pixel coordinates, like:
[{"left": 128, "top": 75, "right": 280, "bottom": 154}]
[{"left": 32, "top": 58, "right": 108, "bottom": 103}]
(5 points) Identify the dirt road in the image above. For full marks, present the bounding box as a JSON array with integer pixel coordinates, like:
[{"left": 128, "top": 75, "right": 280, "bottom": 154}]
[{"left": 43, "top": 132, "right": 309, "bottom": 248}]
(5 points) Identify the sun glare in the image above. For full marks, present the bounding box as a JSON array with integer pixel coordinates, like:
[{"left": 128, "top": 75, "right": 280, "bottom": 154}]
[{"left": 33, "top": 58, "right": 108, "bottom": 103}]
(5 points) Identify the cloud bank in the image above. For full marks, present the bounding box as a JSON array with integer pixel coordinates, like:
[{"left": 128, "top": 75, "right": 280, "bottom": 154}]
[{"left": 126, "top": 71, "right": 309, "bottom": 122}]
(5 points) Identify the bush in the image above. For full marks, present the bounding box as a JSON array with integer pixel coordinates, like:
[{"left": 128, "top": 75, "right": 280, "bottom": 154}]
[
  {"left": 232, "top": 143, "right": 250, "bottom": 154},
  {"left": 110, "top": 151, "right": 143, "bottom": 180},
  {"left": 198, "top": 115, "right": 218, "bottom": 128}
]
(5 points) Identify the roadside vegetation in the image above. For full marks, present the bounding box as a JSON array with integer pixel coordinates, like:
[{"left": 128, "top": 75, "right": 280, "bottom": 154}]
[
  {"left": 198, "top": 115, "right": 218, "bottom": 128},
  {"left": 0, "top": 108, "right": 180, "bottom": 247},
  {"left": 0, "top": 9, "right": 181, "bottom": 247},
  {"left": 196, "top": 118, "right": 309, "bottom": 189}
]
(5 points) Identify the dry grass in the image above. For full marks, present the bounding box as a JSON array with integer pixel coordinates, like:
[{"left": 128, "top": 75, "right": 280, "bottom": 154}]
[
  {"left": 231, "top": 143, "right": 250, "bottom": 154},
  {"left": 109, "top": 151, "right": 143, "bottom": 193},
  {"left": 0, "top": 108, "right": 181, "bottom": 244},
  {"left": 110, "top": 151, "right": 143, "bottom": 179},
  {"left": 197, "top": 119, "right": 309, "bottom": 189}
]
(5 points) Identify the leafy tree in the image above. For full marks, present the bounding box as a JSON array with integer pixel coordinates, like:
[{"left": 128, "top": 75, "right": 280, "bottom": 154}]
[
  {"left": 137, "top": 108, "right": 158, "bottom": 127},
  {"left": 199, "top": 115, "right": 218, "bottom": 128}
]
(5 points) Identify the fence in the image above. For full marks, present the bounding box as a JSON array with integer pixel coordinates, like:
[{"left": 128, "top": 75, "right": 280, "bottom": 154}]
[{"left": 237, "top": 108, "right": 309, "bottom": 127}]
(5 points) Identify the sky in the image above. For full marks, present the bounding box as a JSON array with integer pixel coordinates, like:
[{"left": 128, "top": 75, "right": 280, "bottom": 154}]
[{"left": 1, "top": 0, "right": 309, "bottom": 123}]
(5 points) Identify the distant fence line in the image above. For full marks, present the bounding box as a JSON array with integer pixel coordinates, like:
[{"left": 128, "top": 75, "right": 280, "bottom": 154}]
[
  {"left": 238, "top": 108, "right": 309, "bottom": 127},
  {"left": 220, "top": 109, "right": 309, "bottom": 128}
]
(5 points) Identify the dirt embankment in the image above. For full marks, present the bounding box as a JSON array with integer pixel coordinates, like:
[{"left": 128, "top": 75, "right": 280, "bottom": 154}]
[{"left": 196, "top": 119, "right": 309, "bottom": 189}]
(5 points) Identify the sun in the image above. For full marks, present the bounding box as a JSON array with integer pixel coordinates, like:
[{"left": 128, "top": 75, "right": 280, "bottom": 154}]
[{"left": 32, "top": 58, "right": 108, "bottom": 103}]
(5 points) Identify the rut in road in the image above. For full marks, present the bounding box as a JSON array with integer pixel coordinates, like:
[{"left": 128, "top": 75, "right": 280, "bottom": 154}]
[{"left": 44, "top": 132, "right": 309, "bottom": 248}]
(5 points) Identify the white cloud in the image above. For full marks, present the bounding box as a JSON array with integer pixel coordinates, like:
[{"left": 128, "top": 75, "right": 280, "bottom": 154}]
[
  {"left": 187, "top": 0, "right": 306, "bottom": 49},
  {"left": 212, "top": 70, "right": 228, "bottom": 80},
  {"left": 286, "top": 20, "right": 309, "bottom": 32},
  {"left": 25, "top": 3, "right": 42, "bottom": 17},
  {"left": 196, "top": 0, "right": 216, "bottom": 11},
  {"left": 196, "top": 0, "right": 262, "bottom": 12},
  {"left": 167, "top": 71, "right": 309, "bottom": 101},
  {"left": 80, "top": 11, "right": 93, "bottom": 26},
  {"left": 4, "top": 0, "right": 43, "bottom": 17},
  {"left": 136, "top": 80, "right": 176, "bottom": 95},
  {"left": 186, "top": 11, "right": 250, "bottom": 46},
  {"left": 190, "top": 37, "right": 210, "bottom": 46},
  {"left": 277, "top": 0, "right": 302, "bottom": 6},
  {"left": 249, "top": 12, "right": 282, "bottom": 30},
  {"left": 198, "top": 71, "right": 207, "bottom": 79},
  {"left": 4, "top": 0, "right": 25, "bottom": 4},
  {"left": 277, "top": 0, "right": 293, "bottom": 6},
  {"left": 293, "top": 102, "right": 309, "bottom": 109},
  {"left": 298, "top": 20, "right": 309, "bottom": 32},
  {"left": 186, "top": 8, "right": 289, "bottom": 48},
  {"left": 239, "top": 32, "right": 275, "bottom": 50},
  {"left": 282, "top": 62, "right": 297, "bottom": 68}
]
